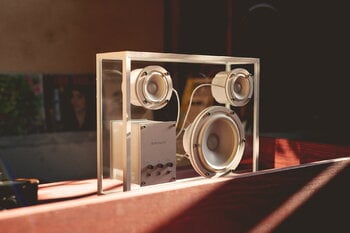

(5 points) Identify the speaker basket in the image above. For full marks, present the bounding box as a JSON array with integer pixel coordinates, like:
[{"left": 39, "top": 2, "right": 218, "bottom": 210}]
[
  {"left": 183, "top": 106, "right": 245, "bottom": 178},
  {"left": 130, "top": 65, "right": 173, "bottom": 110},
  {"left": 211, "top": 68, "right": 253, "bottom": 107}
]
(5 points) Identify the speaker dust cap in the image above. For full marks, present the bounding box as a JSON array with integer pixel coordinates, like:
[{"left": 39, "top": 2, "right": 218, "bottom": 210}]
[
  {"left": 130, "top": 65, "right": 173, "bottom": 110},
  {"left": 211, "top": 68, "right": 253, "bottom": 107},
  {"left": 183, "top": 106, "right": 246, "bottom": 178}
]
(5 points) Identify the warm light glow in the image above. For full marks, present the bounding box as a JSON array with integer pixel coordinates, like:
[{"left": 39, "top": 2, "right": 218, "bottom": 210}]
[{"left": 275, "top": 139, "right": 301, "bottom": 168}]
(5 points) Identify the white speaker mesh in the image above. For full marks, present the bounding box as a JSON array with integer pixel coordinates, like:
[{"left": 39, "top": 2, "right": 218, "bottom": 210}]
[
  {"left": 130, "top": 65, "right": 173, "bottom": 110},
  {"left": 211, "top": 68, "right": 253, "bottom": 107},
  {"left": 183, "top": 106, "right": 245, "bottom": 178}
]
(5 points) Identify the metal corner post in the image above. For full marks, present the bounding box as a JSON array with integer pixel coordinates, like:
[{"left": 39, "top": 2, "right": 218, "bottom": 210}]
[
  {"left": 253, "top": 59, "right": 260, "bottom": 172},
  {"left": 122, "top": 56, "right": 132, "bottom": 191},
  {"left": 96, "top": 55, "right": 104, "bottom": 194}
]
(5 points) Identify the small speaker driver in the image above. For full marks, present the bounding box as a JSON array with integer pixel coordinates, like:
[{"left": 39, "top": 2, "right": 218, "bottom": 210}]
[
  {"left": 130, "top": 65, "right": 173, "bottom": 110},
  {"left": 211, "top": 68, "right": 253, "bottom": 107}
]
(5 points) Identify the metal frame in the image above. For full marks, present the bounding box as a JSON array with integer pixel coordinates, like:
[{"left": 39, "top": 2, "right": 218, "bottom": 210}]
[{"left": 96, "top": 51, "right": 260, "bottom": 194}]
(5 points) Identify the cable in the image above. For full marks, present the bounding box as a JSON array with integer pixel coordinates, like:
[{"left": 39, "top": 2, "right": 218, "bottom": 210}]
[
  {"left": 176, "top": 83, "right": 212, "bottom": 138},
  {"left": 172, "top": 88, "right": 180, "bottom": 129}
]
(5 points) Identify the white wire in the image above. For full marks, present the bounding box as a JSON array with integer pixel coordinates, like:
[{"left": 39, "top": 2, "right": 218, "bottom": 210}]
[
  {"left": 176, "top": 83, "right": 212, "bottom": 138},
  {"left": 172, "top": 88, "right": 180, "bottom": 129}
]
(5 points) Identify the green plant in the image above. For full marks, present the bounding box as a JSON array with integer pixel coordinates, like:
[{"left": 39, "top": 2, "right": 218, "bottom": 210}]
[{"left": 0, "top": 74, "right": 44, "bottom": 136}]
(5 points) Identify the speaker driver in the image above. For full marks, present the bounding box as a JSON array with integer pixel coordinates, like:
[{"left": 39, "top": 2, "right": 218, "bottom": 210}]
[
  {"left": 183, "top": 106, "right": 245, "bottom": 178},
  {"left": 130, "top": 65, "right": 173, "bottom": 110},
  {"left": 211, "top": 68, "right": 253, "bottom": 107}
]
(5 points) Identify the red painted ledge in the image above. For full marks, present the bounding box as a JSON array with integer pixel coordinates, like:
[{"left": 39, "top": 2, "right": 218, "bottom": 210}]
[{"left": 1, "top": 137, "right": 350, "bottom": 233}]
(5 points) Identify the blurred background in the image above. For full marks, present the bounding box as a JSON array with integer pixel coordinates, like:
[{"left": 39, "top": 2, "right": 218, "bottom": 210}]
[{"left": 1, "top": 0, "right": 349, "bottom": 182}]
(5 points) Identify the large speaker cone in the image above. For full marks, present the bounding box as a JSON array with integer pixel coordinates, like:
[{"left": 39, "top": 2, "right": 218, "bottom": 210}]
[
  {"left": 211, "top": 68, "right": 253, "bottom": 107},
  {"left": 183, "top": 106, "right": 245, "bottom": 177},
  {"left": 130, "top": 65, "right": 173, "bottom": 110}
]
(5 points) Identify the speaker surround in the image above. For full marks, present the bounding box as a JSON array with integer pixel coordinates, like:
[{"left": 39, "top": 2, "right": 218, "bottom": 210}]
[
  {"left": 211, "top": 68, "right": 253, "bottom": 107},
  {"left": 183, "top": 106, "right": 245, "bottom": 177},
  {"left": 130, "top": 65, "right": 173, "bottom": 110}
]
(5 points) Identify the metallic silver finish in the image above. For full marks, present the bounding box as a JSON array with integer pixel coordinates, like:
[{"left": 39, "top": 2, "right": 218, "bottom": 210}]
[{"left": 111, "top": 120, "right": 176, "bottom": 186}]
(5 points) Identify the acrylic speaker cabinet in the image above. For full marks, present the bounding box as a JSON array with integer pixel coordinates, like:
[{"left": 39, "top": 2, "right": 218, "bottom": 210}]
[
  {"left": 111, "top": 120, "right": 176, "bottom": 186},
  {"left": 96, "top": 51, "right": 260, "bottom": 194}
]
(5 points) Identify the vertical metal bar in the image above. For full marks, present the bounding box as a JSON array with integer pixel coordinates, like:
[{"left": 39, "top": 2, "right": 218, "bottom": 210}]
[
  {"left": 109, "top": 120, "right": 114, "bottom": 178},
  {"left": 96, "top": 55, "right": 104, "bottom": 194},
  {"left": 253, "top": 60, "right": 260, "bottom": 172},
  {"left": 122, "top": 56, "right": 132, "bottom": 191}
]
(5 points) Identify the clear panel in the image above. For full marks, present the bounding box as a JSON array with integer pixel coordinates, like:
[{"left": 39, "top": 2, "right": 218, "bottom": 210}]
[{"left": 97, "top": 51, "right": 259, "bottom": 194}]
